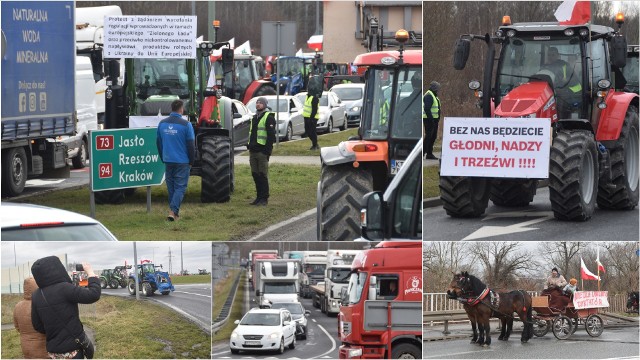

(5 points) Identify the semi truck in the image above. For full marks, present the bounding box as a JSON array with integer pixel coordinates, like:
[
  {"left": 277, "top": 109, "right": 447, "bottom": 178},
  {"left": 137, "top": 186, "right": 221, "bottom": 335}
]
[
  {"left": 248, "top": 250, "right": 278, "bottom": 289},
  {"left": 338, "top": 242, "right": 422, "bottom": 359},
  {"left": 254, "top": 259, "right": 300, "bottom": 306},
  {"left": 310, "top": 249, "right": 360, "bottom": 315},
  {"left": 299, "top": 251, "right": 328, "bottom": 298},
  {"left": 1, "top": 1, "right": 76, "bottom": 196}
]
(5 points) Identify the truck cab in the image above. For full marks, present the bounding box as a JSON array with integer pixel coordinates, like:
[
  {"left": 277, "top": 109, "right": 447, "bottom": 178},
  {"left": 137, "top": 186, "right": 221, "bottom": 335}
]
[
  {"left": 299, "top": 251, "right": 328, "bottom": 298},
  {"left": 339, "top": 242, "right": 422, "bottom": 359},
  {"left": 255, "top": 260, "right": 300, "bottom": 306}
]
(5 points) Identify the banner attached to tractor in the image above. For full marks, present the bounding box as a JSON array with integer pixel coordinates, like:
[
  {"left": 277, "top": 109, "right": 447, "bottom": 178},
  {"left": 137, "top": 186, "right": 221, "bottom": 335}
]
[
  {"left": 573, "top": 291, "right": 609, "bottom": 309},
  {"left": 440, "top": 117, "right": 551, "bottom": 178}
]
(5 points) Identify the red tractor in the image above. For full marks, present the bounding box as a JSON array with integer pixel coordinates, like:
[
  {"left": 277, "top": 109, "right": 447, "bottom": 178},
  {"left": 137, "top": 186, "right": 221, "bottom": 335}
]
[
  {"left": 442, "top": 13, "right": 638, "bottom": 221},
  {"left": 317, "top": 30, "right": 422, "bottom": 241}
]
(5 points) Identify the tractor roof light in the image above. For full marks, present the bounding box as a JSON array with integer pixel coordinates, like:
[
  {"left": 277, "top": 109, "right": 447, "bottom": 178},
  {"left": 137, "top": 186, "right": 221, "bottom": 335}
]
[
  {"left": 213, "top": 20, "right": 220, "bottom": 29},
  {"left": 395, "top": 29, "right": 409, "bottom": 44},
  {"left": 615, "top": 12, "right": 624, "bottom": 25},
  {"left": 502, "top": 16, "right": 512, "bottom": 26},
  {"left": 564, "top": 29, "right": 575, "bottom": 36}
]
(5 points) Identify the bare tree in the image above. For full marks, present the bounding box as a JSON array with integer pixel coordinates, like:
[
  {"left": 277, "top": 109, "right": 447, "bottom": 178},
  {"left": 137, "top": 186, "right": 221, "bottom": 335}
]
[
  {"left": 470, "top": 242, "right": 537, "bottom": 289},
  {"left": 423, "top": 242, "right": 475, "bottom": 292},
  {"left": 602, "top": 242, "right": 640, "bottom": 292},
  {"left": 538, "top": 242, "right": 583, "bottom": 280}
]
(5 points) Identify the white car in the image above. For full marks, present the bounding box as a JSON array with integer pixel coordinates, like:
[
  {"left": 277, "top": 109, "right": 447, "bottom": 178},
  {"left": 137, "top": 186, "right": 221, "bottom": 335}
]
[
  {"left": 229, "top": 308, "right": 297, "bottom": 354},
  {"left": 1, "top": 202, "right": 118, "bottom": 241},
  {"left": 229, "top": 98, "right": 252, "bottom": 147},
  {"left": 270, "top": 302, "right": 310, "bottom": 339},
  {"left": 295, "top": 91, "right": 347, "bottom": 134},
  {"left": 246, "top": 95, "right": 305, "bottom": 141},
  {"left": 330, "top": 83, "right": 365, "bottom": 127}
]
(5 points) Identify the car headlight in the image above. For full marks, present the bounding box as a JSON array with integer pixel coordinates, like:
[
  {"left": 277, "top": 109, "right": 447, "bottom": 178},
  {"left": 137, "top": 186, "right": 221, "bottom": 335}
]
[
  {"left": 350, "top": 106, "right": 360, "bottom": 112},
  {"left": 268, "top": 332, "right": 280, "bottom": 340},
  {"left": 231, "top": 331, "right": 238, "bottom": 339}
]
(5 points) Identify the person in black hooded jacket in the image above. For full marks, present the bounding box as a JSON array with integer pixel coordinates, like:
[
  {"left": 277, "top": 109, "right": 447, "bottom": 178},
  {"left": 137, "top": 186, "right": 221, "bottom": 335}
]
[{"left": 31, "top": 256, "right": 101, "bottom": 359}]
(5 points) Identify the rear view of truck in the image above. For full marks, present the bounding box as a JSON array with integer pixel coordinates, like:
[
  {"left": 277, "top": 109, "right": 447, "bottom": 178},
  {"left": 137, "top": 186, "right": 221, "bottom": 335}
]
[{"left": 2, "top": 1, "right": 76, "bottom": 196}]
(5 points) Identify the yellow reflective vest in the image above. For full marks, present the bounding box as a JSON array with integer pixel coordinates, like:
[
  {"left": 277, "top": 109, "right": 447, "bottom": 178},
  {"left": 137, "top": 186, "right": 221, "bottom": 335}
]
[{"left": 303, "top": 96, "right": 319, "bottom": 119}]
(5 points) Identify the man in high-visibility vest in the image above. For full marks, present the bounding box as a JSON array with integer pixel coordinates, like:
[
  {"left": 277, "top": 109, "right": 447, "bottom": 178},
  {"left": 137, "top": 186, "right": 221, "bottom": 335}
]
[
  {"left": 303, "top": 93, "right": 320, "bottom": 150},
  {"left": 544, "top": 48, "right": 582, "bottom": 118},
  {"left": 248, "top": 97, "right": 276, "bottom": 206},
  {"left": 424, "top": 81, "right": 441, "bottom": 159}
]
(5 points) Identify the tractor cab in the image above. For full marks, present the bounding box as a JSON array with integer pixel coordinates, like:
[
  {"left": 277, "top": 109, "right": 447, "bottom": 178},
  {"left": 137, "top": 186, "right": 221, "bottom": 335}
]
[{"left": 623, "top": 45, "right": 639, "bottom": 94}]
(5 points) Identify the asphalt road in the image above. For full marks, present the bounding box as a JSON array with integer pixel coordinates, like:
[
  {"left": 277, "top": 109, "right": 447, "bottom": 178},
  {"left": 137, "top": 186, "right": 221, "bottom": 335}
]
[
  {"left": 102, "top": 283, "right": 212, "bottom": 333},
  {"left": 423, "top": 325, "right": 639, "bottom": 359},
  {"left": 212, "top": 279, "right": 340, "bottom": 359},
  {"left": 423, "top": 187, "right": 639, "bottom": 241}
]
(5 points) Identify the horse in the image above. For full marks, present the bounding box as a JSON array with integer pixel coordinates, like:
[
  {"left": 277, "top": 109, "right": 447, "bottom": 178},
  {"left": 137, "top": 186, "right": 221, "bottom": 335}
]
[
  {"left": 447, "top": 271, "right": 533, "bottom": 347},
  {"left": 627, "top": 291, "right": 639, "bottom": 313}
]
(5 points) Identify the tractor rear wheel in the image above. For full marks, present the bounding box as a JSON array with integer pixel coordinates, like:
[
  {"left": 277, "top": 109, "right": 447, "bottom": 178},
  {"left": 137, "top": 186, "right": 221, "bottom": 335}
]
[
  {"left": 201, "top": 136, "right": 231, "bottom": 203},
  {"left": 109, "top": 279, "right": 119, "bottom": 289},
  {"left": 127, "top": 279, "right": 136, "bottom": 295},
  {"left": 318, "top": 164, "right": 373, "bottom": 241},
  {"left": 549, "top": 130, "right": 598, "bottom": 221},
  {"left": 597, "top": 106, "right": 639, "bottom": 210},
  {"left": 490, "top": 179, "right": 538, "bottom": 207},
  {"left": 439, "top": 176, "right": 490, "bottom": 217},
  {"left": 142, "top": 282, "right": 153, "bottom": 297},
  {"left": 94, "top": 190, "right": 126, "bottom": 204}
]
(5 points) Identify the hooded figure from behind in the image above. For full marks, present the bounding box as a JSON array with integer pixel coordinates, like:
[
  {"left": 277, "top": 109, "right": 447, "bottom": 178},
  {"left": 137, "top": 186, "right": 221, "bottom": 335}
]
[
  {"left": 13, "top": 277, "right": 48, "bottom": 359},
  {"left": 31, "top": 256, "right": 101, "bottom": 357}
]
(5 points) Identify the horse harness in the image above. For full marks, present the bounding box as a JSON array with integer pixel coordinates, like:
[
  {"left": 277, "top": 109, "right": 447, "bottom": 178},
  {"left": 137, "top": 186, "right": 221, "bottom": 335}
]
[{"left": 459, "top": 287, "right": 528, "bottom": 321}]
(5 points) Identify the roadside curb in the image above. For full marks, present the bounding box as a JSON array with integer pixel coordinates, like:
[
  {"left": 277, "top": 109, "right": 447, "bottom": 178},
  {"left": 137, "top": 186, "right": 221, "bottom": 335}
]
[{"left": 244, "top": 208, "right": 316, "bottom": 241}]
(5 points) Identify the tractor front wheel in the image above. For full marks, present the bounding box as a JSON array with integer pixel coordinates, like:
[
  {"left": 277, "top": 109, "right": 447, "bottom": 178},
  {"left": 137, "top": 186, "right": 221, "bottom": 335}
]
[
  {"left": 597, "top": 106, "right": 639, "bottom": 210},
  {"left": 100, "top": 278, "right": 107, "bottom": 289},
  {"left": 109, "top": 279, "right": 119, "bottom": 289},
  {"left": 439, "top": 176, "right": 490, "bottom": 217},
  {"left": 201, "top": 136, "right": 231, "bottom": 203},
  {"left": 318, "top": 164, "right": 373, "bottom": 241},
  {"left": 142, "top": 282, "right": 153, "bottom": 297},
  {"left": 549, "top": 130, "right": 598, "bottom": 221},
  {"left": 127, "top": 279, "right": 136, "bottom": 295}
]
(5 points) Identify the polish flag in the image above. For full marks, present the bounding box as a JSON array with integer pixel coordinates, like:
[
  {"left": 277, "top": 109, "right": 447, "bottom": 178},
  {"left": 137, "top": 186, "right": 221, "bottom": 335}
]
[
  {"left": 554, "top": 0, "right": 591, "bottom": 25},
  {"left": 140, "top": 259, "right": 151, "bottom": 264},
  {"left": 580, "top": 257, "right": 600, "bottom": 281},
  {"left": 596, "top": 249, "right": 606, "bottom": 273}
]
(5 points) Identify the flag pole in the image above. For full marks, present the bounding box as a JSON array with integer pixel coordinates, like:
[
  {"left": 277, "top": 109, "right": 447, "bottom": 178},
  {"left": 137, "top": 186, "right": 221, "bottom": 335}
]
[{"left": 597, "top": 248, "right": 600, "bottom": 291}]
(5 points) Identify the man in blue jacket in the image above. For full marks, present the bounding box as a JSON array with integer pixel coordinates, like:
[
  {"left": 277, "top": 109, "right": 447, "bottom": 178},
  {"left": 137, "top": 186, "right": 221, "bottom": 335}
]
[{"left": 156, "top": 100, "right": 195, "bottom": 221}]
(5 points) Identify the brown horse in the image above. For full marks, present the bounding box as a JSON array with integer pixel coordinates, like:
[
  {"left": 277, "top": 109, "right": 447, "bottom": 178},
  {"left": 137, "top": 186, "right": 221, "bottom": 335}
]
[{"left": 447, "top": 272, "right": 533, "bottom": 346}]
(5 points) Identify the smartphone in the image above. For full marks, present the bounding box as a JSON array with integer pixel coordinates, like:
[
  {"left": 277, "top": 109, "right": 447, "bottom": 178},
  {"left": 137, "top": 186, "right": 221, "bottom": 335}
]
[{"left": 76, "top": 264, "right": 84, "bottom": 271}]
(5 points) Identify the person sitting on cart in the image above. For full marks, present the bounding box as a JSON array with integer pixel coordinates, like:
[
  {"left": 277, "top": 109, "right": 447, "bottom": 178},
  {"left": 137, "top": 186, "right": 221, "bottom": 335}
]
[
  {"left": 546, "top": 267, "right": 568, "bottom": 290},
  {"left": 563, "top": 278, "right": 578, "bottom": 297}
]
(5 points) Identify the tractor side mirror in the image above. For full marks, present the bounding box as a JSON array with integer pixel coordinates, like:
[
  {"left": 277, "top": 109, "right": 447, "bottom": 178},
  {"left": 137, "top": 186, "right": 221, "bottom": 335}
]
[
  {"left": 610, "top": 35, "right": 627, "bottom": 68},
  {"left": 453, "top": 38, "right": 471, "bottom": 70},
  {"left": 222, "top": 48, "right": 234, "bottom": 73},
  {"left": 361, "top": 192, "right": 384, "bottom": 241}
]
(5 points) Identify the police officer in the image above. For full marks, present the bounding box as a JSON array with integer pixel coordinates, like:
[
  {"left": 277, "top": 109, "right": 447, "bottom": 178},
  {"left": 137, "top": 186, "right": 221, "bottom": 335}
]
[
  {"left": 303, "top": 92, "right": 320, "bottom": 150},
  {"left": 248, "top": 97, "right": 276, "bottom": 205},
  {"left": 424, "top": 81, "right": 441, "bottom": 159}
]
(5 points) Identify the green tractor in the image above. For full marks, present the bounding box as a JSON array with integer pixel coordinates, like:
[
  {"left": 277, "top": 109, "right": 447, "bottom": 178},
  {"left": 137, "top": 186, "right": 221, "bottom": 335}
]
[
  {"left": 95, "top": 41, "right": 238, "bottom": 204},
  {"left": 100, "top": 265, "right": 131, "bottom": 289}
]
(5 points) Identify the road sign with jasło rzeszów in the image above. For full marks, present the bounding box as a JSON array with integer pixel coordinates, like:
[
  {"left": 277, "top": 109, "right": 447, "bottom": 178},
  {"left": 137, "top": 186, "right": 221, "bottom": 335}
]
[{"left": 90, "top": 128, "right": 165, "bottom": 191}]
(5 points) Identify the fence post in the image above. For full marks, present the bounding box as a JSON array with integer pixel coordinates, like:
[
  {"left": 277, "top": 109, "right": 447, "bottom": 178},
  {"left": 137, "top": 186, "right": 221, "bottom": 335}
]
[{"left": 443, "top": 320, "right": 450, "bottom": 335}]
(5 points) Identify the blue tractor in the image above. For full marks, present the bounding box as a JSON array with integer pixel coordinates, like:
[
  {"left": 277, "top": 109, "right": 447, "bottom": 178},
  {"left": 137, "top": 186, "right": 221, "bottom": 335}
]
[{"left": 127, "top": 262, "right": 174, "bottom": 296}]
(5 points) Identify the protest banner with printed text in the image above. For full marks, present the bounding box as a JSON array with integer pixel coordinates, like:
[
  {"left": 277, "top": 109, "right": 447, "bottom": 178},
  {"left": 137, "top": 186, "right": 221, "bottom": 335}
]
[
  {"left": 440, "top": 117, "right": 551, "bottom": 178},
  {"left": 103, "top": 15, "right": 197, "bottom": 58},
  {"left": 573, "top": 291, "right": 609, "bottom": 309}
]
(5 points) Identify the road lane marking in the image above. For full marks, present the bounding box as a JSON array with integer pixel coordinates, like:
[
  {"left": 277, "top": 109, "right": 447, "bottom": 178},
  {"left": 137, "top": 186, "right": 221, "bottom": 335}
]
[
  {"left": 174, "top": 290, "right": 211, "bottom": 298},
  {"left": 312, "top": 319, "right": 317, "bottom": 323},
  {"left": 26, "top": 179, "right": 65, "bottom": 186},
  {"left": 463, "top": 211, "right": 554, "bottom": 240},
  {"left": 149, "top": 299, "right": 210, "bottom": 333},
  {"left": 313, "top": 324, "right": 337, "bottom": 359}
]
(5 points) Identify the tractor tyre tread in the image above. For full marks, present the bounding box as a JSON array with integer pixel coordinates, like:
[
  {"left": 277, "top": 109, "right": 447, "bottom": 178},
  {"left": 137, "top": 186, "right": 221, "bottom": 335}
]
[{"left": 201, "top": 136, "right": 231, "bottom": 203}]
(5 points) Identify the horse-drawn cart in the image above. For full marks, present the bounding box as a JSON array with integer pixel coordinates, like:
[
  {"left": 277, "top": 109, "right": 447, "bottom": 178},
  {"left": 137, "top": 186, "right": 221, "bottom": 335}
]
[{"left": 531, "top": 291, "right": 608, "bottom": 340}]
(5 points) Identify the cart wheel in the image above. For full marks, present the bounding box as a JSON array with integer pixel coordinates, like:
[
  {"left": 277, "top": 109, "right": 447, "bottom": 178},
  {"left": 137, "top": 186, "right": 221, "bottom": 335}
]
[
  {"left": 533, "top": 320, "right": 551, "bottom": 337},
  {"left": 552, "top": 315, "right": 573, "bottom": 340},
  {"left": 585, "top": 314, "right": 604, "bottom": 337}
]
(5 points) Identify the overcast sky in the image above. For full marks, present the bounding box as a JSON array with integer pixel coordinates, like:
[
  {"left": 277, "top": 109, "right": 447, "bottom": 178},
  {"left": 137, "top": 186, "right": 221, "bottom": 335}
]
[{"left": 1, "top": 242, "right": 211, "bottom": 274}]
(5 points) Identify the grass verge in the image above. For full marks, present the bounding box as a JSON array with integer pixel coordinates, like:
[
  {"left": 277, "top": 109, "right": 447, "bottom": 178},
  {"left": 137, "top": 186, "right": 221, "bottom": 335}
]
[
  {"left": 16, "top": 164, "right": 319, "bottom": 240},
  {"left": 241, "top": 128, "right": 358, "bottom": 156},
  {"left": 423, "top": 166, "right": 440, "bottom": 199},
  {"left": 171, "top": 274, "right": 212, "bottom": 285},
  {"left": 1, "top": 295, "right": 21, "bottom": 325},
  {"left": 213, "top": 270, "right": 239, "bottom": 321},
  {"left": 1, "top": 295, "right": 210, "bottom": 359},
  {"left": 213, "top": 273, "right": 246, "bottom": 343}
]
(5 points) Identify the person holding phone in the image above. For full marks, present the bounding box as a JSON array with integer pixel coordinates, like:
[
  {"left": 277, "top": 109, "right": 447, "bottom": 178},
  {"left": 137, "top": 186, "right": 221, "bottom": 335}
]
[{"left": 31, "top": 256, "right": 101, "bottom": 359}]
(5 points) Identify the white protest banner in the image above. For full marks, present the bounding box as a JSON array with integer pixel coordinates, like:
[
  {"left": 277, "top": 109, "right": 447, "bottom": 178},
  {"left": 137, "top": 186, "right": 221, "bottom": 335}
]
[
  {"left": 440, "top": 117, "right": 551, "bottom": 178},
  {"left": 103, "top": 16, "right": 197, "bottom": 59},
  {"left": 573, "top": 291, "right": 609, "bottom": 309}
]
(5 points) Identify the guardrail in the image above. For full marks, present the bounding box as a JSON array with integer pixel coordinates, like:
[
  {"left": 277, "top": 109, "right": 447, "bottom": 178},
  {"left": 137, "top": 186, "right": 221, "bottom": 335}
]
[
  {"left": 212, "top": 270, "right": 243, "bottom": 333},
  {"left": 423, "top": 309, "right": 468, "bottom": 335}
]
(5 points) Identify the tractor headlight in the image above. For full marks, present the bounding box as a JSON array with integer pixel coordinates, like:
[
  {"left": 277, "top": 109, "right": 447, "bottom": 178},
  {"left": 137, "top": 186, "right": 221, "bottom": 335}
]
[
  {"left": 597, "top": 79, "right": 611, "bottom": 90},
  {"left": 564, "top": 29, "right": 575, "bottom": 36},
  {"left": 507, "top": 30, "right": 516, "bottom": 37}
]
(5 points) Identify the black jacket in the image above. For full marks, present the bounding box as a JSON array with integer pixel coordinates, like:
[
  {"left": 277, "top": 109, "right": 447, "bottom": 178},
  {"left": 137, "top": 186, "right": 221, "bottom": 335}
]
[
  {"left": 31, "top": 256, "right": 101, "bottom": 353},
  {"left": 248, "top": 110, "right": 277, "bottom": 155}
]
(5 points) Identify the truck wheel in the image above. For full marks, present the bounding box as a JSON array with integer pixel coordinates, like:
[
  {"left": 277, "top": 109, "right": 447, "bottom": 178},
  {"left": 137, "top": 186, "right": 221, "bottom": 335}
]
[
  {"left": 2, "top": 147, "right": 27, "bottom": 197},
  {"left": 439, "top": 176, "right": 490, "bottom": 217},
  {"left": 72, "top": 139, "right": 87, "bottom": 169},
  {"left": 597, "top": 106, "right": 639, "bottom": 210},
  {"left": 94, "top": 190, "right": 126, "bottom": 204},
  {"left": 201, "top": 136, "right": 231, "bottom": 203},
  {"left": 142, "top": 282, "right": 153, "bottom": 297},
  {"left": 319, "top": 164, "right": 373, "bottom": 241},
  {"left": 490, "top": 179, "right": 537, "bottom": 207},
  {"left": 390, "top": 343, "right": 421, "bottom": 359},
  {"left": 109, "top": 279, "right": 119, "bottom": 289},
  {"left": 549, "top": 130, "right": 598, "bottom": 221},
  {"left": 100, "top": 278, "right": 107, "bottom": 289},
  {"left": 127, "top": 279, "right": 136, "bottom": 295}
]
